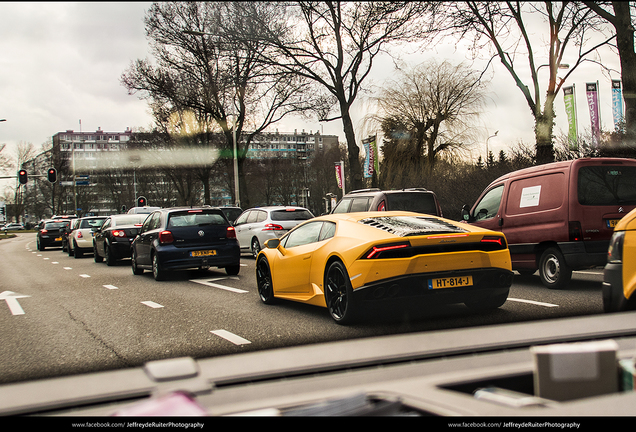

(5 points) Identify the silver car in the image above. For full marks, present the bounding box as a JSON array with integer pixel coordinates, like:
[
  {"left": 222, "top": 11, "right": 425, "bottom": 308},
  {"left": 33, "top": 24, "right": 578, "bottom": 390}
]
[{"left": 234, "top": 206, "right": 314, "bottom": 258}]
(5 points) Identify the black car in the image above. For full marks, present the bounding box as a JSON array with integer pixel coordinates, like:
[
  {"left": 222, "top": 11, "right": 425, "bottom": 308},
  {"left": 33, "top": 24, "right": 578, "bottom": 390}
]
[
  {"left": 331, "top": 188, "right": 443, "bottom": 216},
  {"left": 36, "top": 219, "right": 72, "bottom": 250},
  {"left": 93, "top": 213, "right": 149, "bottom": 265},
  {"left": 131, "top": 207, "right": 240, "bottom": 281}
]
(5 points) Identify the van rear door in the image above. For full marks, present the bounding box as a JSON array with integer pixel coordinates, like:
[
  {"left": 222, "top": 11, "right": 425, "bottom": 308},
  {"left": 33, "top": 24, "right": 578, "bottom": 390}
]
[{"left": 574, "top": 160, "right": 636, "bottom": 245}]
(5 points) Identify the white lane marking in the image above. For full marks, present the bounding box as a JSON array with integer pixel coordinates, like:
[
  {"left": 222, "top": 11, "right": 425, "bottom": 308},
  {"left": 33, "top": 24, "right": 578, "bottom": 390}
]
[
  {"left": 79, "top": 274, "right": 91, "bottom": 278},
  {"left": 190, "top": 278, "right": 248, "bottom": 293},
  {"left": 63, "top": 267, "right": 72, "bottom": 270},
  {"left": 211, "top": 330, "right": 251, "bottom": 345},
  {"left": 507, "top": 297, "right": 559, "bottom": 308},
  {"left": 0, "top": 291, "right": 31, "bottom": 315},
  {"left": 141, "top": 301, "right": 164, "bottom": 308},
  {"left": 104, "top": 285, "right": 118, "bottom": 290},
  {"left": 52, "top": 262, "right": 59, "bottom": 264}
]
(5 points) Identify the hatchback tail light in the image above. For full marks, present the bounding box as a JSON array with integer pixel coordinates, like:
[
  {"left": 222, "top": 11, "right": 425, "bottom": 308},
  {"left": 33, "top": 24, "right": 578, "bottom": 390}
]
[
  {"left": 159, "top": 230, "right": 174, "bottom": 244},
  {"left": 112, "top": 230, "right": 126, "bottom": 237},
  {"left": 226, "top": 226, "right": 236, "bottom": 239},
  {"left": 77, "top": 231, "right": 83, "bottom": 238},
  {"left": 40, "top": 229, "right": 48, "bottom": 234},
  {"left": 262, "top": 223, "right": 284, "bottom": 231}
]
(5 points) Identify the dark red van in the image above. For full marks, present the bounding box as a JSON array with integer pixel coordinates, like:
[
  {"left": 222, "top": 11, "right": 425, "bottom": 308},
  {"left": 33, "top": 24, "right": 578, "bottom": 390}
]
[{"left": 462, "top": 158, "right": 636, "bottom": 289}]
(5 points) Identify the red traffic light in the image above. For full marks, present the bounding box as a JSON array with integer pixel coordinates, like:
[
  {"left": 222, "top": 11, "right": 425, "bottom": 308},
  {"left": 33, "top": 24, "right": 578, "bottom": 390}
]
[
  {"left": 18, "top": 169, "right": 27, "bottom": 184},
  {"left": 47, "top": 168, "right": 57, "bottom": 183},
  {"left": 137, "top": 196, "right": 147, "bottom": 207}
]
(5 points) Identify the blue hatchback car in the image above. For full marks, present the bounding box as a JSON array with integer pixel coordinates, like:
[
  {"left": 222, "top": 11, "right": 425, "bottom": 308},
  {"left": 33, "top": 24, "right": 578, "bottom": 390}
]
[{"left": 131, "top": 207, "right": 240, "bottom": 281}]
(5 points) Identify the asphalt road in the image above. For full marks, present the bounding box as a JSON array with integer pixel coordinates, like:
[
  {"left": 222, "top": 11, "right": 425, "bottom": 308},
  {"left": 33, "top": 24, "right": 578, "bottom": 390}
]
[{"left": 0, "top": 232, "right": 604, "bottom": 385}]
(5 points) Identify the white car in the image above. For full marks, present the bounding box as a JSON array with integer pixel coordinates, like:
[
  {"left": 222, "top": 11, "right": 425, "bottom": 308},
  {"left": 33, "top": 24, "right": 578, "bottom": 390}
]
[
  {"left": 1, "top": 223, "right": 25, "bottom": 231},
  {"left": 68, "top": 216, "right": 108, "bottom": 258},
  {"left": 233, "top": 206, "right": 314, "bottom": 258}
]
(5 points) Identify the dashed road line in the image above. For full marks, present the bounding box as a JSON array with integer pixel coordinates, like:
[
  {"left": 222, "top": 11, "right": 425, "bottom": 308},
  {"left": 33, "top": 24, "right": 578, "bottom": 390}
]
[
  {"left": 211, "top": 330, "right": 251, "bottom": 345},
  {"left": 141, "top": 301, "right": 164, "bottom": 308},
  {"left": 190, "top": 277, "right": 248, "bottom": 293},
  {"left": 507, "top": 297, "right": 559, "bottom": 308},
  {"left": 104, "top": 284, "right": 118, "bottom": 290}
]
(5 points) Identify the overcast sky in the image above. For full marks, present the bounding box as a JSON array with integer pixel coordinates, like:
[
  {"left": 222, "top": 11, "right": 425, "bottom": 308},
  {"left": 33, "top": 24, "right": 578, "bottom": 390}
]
[{"left": 0, "top": 2, "right": 624, "bottom": 186}]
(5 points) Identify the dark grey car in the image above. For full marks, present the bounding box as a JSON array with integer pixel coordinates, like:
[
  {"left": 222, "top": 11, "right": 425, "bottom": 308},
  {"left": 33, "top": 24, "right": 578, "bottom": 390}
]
[{"left": 331, "top": 188, "right": 443, "bottom": 217}]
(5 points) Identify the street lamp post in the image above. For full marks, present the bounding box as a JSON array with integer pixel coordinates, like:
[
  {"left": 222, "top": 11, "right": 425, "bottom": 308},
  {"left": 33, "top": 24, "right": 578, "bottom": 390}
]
[
  {"left": 486, "top": 131, "right": 498, "bottom": 162},
  {"left": 183, "top": 29, "right": 240, "bottom": 207},
  {"left": 232, "top": 119, "right": 240, "bottom": 208}
]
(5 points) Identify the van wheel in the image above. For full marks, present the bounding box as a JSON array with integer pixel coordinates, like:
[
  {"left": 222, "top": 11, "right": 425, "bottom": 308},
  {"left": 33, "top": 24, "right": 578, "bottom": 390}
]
[{"left": 539, "top": 247, "right": 572, "bottom": 289}]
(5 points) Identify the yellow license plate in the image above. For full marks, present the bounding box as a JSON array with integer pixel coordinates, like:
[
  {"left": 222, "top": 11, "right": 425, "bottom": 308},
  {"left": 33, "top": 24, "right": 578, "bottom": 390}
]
[
  {"left": 607, "top": 219, "right": 620, "bottom": 228},
  {"left": 428, "top": 275, "right": 473, "bottom": 290},
  {"left": 55, "top": 237, "right": 62, "bottom": 241},
  {"left": 191, "top": 250, "right": 216, "bottom": 257}
]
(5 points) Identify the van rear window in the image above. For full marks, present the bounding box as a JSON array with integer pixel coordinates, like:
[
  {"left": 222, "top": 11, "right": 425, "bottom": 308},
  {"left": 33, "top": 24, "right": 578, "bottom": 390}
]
[{"left": 578, "top": 166, "right": 636, "bottom": 205}]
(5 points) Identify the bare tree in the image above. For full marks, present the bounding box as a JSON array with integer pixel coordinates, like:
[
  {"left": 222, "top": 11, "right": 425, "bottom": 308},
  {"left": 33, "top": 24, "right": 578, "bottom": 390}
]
[
  {"left": 367, "top": 60, "right": 489, "bottom": 181},
  {"left": 441, "top": 1, "right": 612, "bottom": 164},
  {"left": 584, "top": 2, "right": 636, "bottom": 143},
  {"left": 121, "top": 2, "right": 318, "bottom": 208},
  {"left": 245, "top": 1, "right": 437, "bottom": 190},
  {"left": 0, "top": 144, "right": 13, "bottom": 175}
]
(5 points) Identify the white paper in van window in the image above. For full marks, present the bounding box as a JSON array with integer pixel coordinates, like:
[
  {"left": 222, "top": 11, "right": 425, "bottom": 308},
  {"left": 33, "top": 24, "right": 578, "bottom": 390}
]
[{"left": 519, "top": 185, "right": 541, "bottom": 208}]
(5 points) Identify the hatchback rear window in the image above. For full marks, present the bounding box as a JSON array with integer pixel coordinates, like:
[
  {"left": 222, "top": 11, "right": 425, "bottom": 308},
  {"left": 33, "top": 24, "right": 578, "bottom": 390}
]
[
  {"left": 578, "top": 166, "right": 636, "bottom": 205},
  {"left": 385, "top": 193, "right": 438, "bottom": 215},
  {"left": 79, "top": 219, "right": 105, "bottom": 229},
  {"left": 167, "top": 211, "right": 227, "bottom": 228},
  {"left": 271, "top": 209, "right": 314, "bottom": 221},
  {"left": 45, "top": 222, "right": 68, "bottom": 229}
]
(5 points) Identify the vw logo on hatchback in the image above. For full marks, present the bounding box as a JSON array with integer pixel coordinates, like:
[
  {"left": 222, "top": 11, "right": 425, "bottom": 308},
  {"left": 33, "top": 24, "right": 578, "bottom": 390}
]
[{"left": 198, "top": 230, "right": 205, "bottom": 237}]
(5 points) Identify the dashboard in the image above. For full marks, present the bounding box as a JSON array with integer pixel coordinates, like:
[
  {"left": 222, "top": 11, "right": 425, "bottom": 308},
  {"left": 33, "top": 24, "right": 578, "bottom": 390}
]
[{"left": 2, "top": 312, "right": 636, "bottom": 418}]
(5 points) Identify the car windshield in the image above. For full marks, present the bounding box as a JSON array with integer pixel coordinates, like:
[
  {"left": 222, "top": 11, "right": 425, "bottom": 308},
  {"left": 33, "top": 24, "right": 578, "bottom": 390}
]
[{"left": 1, "top": 1, "right": 633, "bottom": 420}]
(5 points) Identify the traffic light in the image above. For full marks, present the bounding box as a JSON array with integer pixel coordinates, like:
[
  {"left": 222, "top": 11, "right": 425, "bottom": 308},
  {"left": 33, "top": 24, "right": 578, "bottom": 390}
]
[
  {"left": 47, "top": 168, "right": 57, "bottom": 183},
  {"left": 137, "top": 196, "right": 147, "bottom": 207},
  {"left": 18, "top": 169, "right": 27, "bottom": 185}
]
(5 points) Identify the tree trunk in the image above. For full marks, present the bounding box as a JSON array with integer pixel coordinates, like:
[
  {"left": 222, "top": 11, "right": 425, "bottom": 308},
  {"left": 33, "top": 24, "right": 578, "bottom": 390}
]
[
  {"left": 535, "top": 93, "right": 556, "bottom": 164},
  {"left": 340, "top": 106, "right": 363, "bottom": 191}
]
